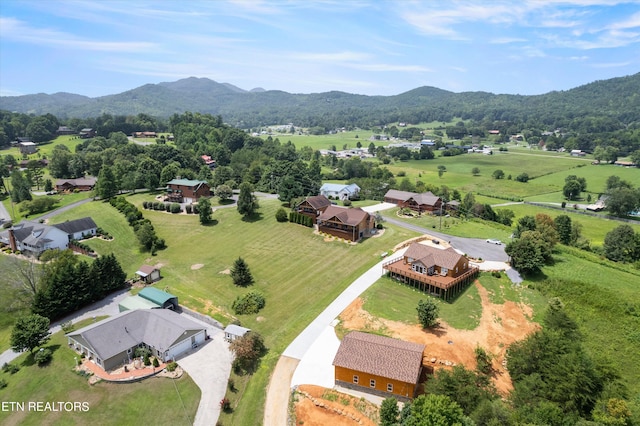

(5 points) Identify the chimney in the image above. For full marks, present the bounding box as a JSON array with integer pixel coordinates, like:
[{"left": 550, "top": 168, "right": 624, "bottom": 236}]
[{"left": 8, "top": 229, "right": 17, "bottom": 252}]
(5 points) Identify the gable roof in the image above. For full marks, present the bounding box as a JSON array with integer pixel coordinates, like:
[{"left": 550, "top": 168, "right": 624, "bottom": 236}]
[
  {"left": 384, "top": 189, "right": 416, "bottom": 201},
  {"left": 303, "top": 195, "right": 332, "bottom": 210},
  {"left": 333, "top": 331, "right": 425, "bottom": 383},
  {"left": 55, "top": 177, "right": 97, "bottom": 187},
  {"left": 409, "top": 191, "right": 441, "bottom": 207},
  {"left": 52, "top": 217, "right": 97, "bottom": 235},
  {"left": 224, "top": 324, "right": 251, "bottom": 337},
  {"left": 0, "top": 221, "right": 67, "bottom": 250},
  {"left": 67, "top": 309, "right": 204, "bottom": 361},
  {"left": 320, "top": 183, "right": 360, "bottom": 193},
  {"left": 319, "top": 205, "right": 369, "bottom": 226},
  {"left": 136, "top": 264, "right": 158, "bottom": 277},
  {"left": 139, "top": 287, "right": 176, "bottom": 305},
  {"left": 166, "top": 178, "right": 208, "bottom": 189},
  {"left": 404, "top": 243, "right": 465, "bottom": 270}
]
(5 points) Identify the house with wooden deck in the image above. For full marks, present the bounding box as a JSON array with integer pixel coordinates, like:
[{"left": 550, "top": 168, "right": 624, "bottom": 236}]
[
  {"left": 383, "top": 242, "right": 478, "bottom": 300},
  {"left": 333, "top": 331, "right": 425, "bottom": 401},
  {"left": 296, "top": 195, "right": 332, "bottom": 224},
  {"left": 317, "top": 205, "right": 374, "bottom": 242}
]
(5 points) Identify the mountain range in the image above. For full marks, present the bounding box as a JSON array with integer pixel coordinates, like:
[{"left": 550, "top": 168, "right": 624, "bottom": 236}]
[{"left": 1, "top": 74, "right": 639, "bottom": 128}]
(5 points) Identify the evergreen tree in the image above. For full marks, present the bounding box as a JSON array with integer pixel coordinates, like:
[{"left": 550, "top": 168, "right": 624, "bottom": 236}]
[
  {"left": 231, "top": 257, "right": 254, "bottom": 287},
  {"left": 237, "top": 182, "right": 259, "bottom": 218},
  {"left": 10, "top": 170, "right": 32, "bottom": 203},
  {"left": 198, "top": 197, "right": 212, "bottom": 224},
  {"left": 554, "top": 215, "right": 573, "bottom": 245}
]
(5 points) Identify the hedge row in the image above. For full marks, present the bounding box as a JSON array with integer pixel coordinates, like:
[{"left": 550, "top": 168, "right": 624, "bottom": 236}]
[
  {"left": 109, "top": 197, "right": 166, "bottom": 252},
  {"left": 289, "top": 212, "right": 313, "bottom": 227}
]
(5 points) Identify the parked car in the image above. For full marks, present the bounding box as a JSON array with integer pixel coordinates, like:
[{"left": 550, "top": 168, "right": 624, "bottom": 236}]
[{"left": 486, "top": 239, "right": 502, "bottom": 245}]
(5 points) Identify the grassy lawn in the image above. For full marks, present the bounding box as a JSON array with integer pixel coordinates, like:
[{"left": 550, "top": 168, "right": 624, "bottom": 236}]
[
  {"left": 493, "top": 203, "right": 640, "bottom": 246},
  {"left": 0, "top": 318, "right": 201, "bottom": 426},
  {"left": 1, "top": 192, "right": 92, "bottom": 224},
  {"left": 0, "top": 255, "right": 29, "bottom": 352},
  {"left": 530, "top": 246, "right": 640, "bottom": 396},
  {"left": 38, "top": 195, "right": 420, "bottom": 425},
  {"left": 360, "top": 272, "right": 547, "bottom": 332}
]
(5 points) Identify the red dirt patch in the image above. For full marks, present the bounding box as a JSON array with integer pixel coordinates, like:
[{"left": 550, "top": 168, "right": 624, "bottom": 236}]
[
  {"left": 294, "top": 385, "right": 379, "bottom": 426},
  {"left": 338, "top": 281, "right": 539, "bottom": 395}
]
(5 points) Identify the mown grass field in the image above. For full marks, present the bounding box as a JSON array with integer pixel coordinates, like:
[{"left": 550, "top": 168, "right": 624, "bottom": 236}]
[
  {"left": 46, "top": 195, "right": 420, "bottom": 425},
  {"left": 0, "top": 318, "right": 201, "bottom": 426}
]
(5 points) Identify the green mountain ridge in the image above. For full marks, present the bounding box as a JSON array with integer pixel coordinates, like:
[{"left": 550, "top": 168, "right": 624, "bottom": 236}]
[{"left": 1, "top": 73, "right": 639, "bottom": 128}]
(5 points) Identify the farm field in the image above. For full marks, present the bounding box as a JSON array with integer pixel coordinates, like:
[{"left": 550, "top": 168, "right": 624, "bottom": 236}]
[{"left": 0, "top": 318, "right": 201, "bottom": 426}]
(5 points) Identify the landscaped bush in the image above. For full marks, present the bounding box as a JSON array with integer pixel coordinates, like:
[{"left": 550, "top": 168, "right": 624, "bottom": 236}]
[
  {"left": 275, "top": 208, "right": 288, "bottom": 222},
  {"left": 288, "top": 212, "right": 312, "bottom": 227},
  {"left": 0, "top": 378, "right": 6, "bottom": 389},
  {"left": 34, "top": 348, "right": 52, "bottom": 365},
  {"left": 143, "top": 353, "right": 151, "bottom": 366},
  {"left": 193, "top": 204, "right": 200, "bottom": 214},
  {"left": 185, "top": 204, "right": 193, "bottom": 214},
  {"left": 170, "top": 203, "right": 181, "bottom": 214},
  {"left": 166, "top": 361, "right": 178, "bottom": 372},
  {"left": 165, "top": 203, "right": 171, "bottom": 212},
  {"left": 342, "top": 199, "right": 352, "bottom": 206},
  {"left": 152, "top": 357, "right": 160, "bottom": 368},
  {"left": 109, "top": 196, "right": 166, "bottom": 252},
  {"left": 2, "top": 362, "right": 19, "bottom": 374},
  {"left": 232, "top": 291, "right": 266, "bottom": 315}
]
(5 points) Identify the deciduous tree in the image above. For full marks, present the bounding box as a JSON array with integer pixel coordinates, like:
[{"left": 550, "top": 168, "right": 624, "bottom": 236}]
[
  {"left": 416, "top": 299, "right": 439, "bottom": 328},
  {"left": 198, "top": 197, "right": 212, "bottom": 224},
  {"left": 10, "top": 314, "right": 51, "bottom": 353}
]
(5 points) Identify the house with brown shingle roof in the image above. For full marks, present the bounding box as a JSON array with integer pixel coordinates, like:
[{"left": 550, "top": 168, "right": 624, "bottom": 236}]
[
  {"left": 296, "top": 195, "right": 332, "bottom": 224},
  {"left": 383, "top": 242, "right": 478, "bottom": 301},
  {"left": 317, "top": 205, "right": 374, "bottom": 242},
  {"left": 384, "top": 189, "right": 443, "bottom": 213},
  {"left": 333, "top": 331, "right": 425, "bottom": 401}
]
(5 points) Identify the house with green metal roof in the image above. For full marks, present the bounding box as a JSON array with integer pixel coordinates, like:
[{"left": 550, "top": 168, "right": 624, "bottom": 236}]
[{"left": 166, "top": 178, "right": 210, "bottom": 203}]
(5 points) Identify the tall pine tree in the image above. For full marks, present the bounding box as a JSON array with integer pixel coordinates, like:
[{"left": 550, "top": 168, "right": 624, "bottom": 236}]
[{"left": 231, "top": 257, "right": 254, "bottom": 287}]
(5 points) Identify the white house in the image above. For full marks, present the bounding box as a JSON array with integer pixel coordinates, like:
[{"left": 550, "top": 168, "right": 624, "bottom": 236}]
[
  {"left": 0, "top": 221, "right": 69, "bottom": 255},
  {"left": 319, "top": 183, "right": 361, "bottom": 200},
  {"left": 52, "top": 217, "right": 98, "bottom": 241}
]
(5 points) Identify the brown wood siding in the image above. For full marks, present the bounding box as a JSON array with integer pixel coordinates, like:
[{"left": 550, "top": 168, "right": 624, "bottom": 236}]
[{"left": 335, "top": 366, "right": 419, "bottom": 399}]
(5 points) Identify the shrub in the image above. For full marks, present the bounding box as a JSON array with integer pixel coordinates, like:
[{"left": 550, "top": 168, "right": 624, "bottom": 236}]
[
  {"left": 165, "top": 203, "right": 171, "bottom": 212},
  {"left": 275, "top": 208, "right": 288, "bottom": 222},
  {"left": 152, "top": 357, "right": 160, "bottom": 368},
  {"left": 166, "top": 361, "right": 178, "bottom": 372},
  {"left": 342, "top": 199, "right": 352, "bottom": 206},
  {"left": 220, "top": 398, "right": 231, "bottom": 413},
  {"left": 34, "top": 348, "right": 53, "bottom": 365},
  {"left": 170, "top": 203, "right": 181, "bottom": 214},
  {"left": 491, "top": 271, "right": 501, "bottom": 278},
  {"left": 0, "top": 378, "right": 6, "bottom": 389},
  {"left": 397, "top": 171, "right": 406, "bottom": 177},
  {"left": 143, "top": 353, "right": 151, "bottom": 366},
  {"left": 2, "top": 363, "right": 19, "bottom": 374},
  {"left": 193, "top": 204, "right": 200, "bottom": 214},
  {"left": 60, "top": 320, "right": 74, "bottom": 333},
  {"left": 232, "top": 291, "right": 266, "bottom": 314},
  {"left": 185, "top": 204, "right": 192, "bottom": 214}
]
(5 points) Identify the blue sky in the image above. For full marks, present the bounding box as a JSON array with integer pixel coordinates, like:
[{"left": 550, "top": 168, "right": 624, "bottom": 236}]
[{"left": 1, "top": 0, "right": 639, "bottom": 98}]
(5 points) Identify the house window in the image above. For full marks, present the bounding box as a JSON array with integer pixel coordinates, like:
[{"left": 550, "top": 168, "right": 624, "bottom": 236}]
[
  {"left": 370, "top": 379, "right": 376, "bottom": 388},
  {"left": 387, "top": 383, "right": 393, "bottom": 392},
  {"left": 441, "top": 267, "right": 448, "bottom": 275},
  {"left": 127, "top": 348, "right": 132, "bottom": 354},
  {"left": 353, "top": 375, "right": 359, "bottom": 384}
]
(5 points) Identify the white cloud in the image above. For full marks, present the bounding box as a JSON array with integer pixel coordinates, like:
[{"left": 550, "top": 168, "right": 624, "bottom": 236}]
[
  {"left": 0, "top": 17, "right": 155, "bottom": 52},
  {"left": 591, "top": 61, "right": 631, "bottom": 68}
]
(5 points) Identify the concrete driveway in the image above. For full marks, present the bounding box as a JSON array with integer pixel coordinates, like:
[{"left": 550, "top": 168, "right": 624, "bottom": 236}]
[{"left": 176, "top": 323, "right": 232, "bottom": 426}]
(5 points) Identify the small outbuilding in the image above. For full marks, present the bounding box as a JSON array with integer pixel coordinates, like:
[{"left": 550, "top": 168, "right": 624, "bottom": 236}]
[
  {"left": 136, "top": 264, "right": 161, "bottom": 283},
  {"left": 138, "top": 287, "right": 178, "bottom": 310},
  {"left": 224, "top": 324, "right": 251, "bottom": 342}
]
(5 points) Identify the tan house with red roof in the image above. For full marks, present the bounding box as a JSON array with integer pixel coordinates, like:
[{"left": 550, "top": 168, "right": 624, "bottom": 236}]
[
  {"left": 333, "top": 331, "right": 425, "bottom": 401},
  {"left": 384, "top": 189, "right": 443, "bottom": 213},
  {"left": 317, "top": 205, "right": 374, "bottom": 242},
  {"left": 383, "top": 242, "right": 478, "bottom": 301},
  {"left": 296, "top": 195, "right": 332, "bottom": 224}
]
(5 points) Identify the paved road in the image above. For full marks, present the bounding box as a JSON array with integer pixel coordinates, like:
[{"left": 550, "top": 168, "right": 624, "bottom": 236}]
[
  {"left": 38, "top": 197, "right": 93, "bottom": 221},
  {"left": 382, "top": 215, "right": 509, "bottom": 262}
]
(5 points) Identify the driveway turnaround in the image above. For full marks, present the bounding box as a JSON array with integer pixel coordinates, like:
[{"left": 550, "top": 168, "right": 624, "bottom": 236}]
[
  {"left": 177, "top": 326, "right": 232, "bottom": 426},
  {"left": 265, "top": 249, "right": 407, "bottom": 426}
]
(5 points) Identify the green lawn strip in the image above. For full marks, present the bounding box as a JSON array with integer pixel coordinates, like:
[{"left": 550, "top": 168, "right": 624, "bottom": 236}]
[
  {"left": 493, "top": 203, "right": 640, "bottom": 246},
  {"left": 0, "top": 317, "right": 200, "bottom": 426},
  {"left": 360, "top": 276, "right": 482, "bottom": 331},
  {"left": 530, "top": 162, "right": 640, "bottom": 196},
  {"left": 1, "top": 192, "right": 92, "bottom": 224},
  {"left": 0, "top": 254, "right": 29, "bottom": 352}
]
